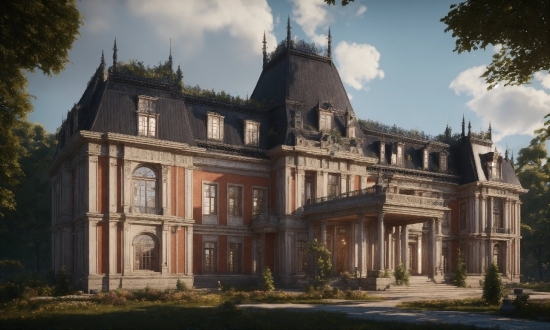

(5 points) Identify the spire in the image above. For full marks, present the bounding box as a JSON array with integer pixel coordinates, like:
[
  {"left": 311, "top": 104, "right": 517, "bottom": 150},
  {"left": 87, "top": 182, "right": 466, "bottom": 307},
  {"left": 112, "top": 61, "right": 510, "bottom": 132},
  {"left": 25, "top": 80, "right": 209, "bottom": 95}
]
[
  {"left": 262, "top": 31, "right": 267, "bottom": 67},
  {"left": 445, "top": 123, "right": 451, "bottom": 140},
  {"left": 99, "top": 50, "right": 105, "bottom": 72},
  {"left": 176, "top": 64, "right": 183, "bottom": 87},
  {"left": 511, "top": 151, "right": 514, "bottom": 165},
  {"left": 168, "top": 38, "right": 173, "bottom": 71},
  {"left": 112, "top": 38, "right": 118, "bottom": 71},
  {"left": 461, "top": 115, "right": 465, "bottom": 137},
  {"left": 286, "top": 16, "right": 292, "bottom": 49},
  {"left": 327, "top": 27, "right": 332, "bottom": 58},
  {"left": 468, "top": 120, "right": 471, "bottom": 136},
  {"left": 488, "top": 122, "right": 492, "bottom": 140}
]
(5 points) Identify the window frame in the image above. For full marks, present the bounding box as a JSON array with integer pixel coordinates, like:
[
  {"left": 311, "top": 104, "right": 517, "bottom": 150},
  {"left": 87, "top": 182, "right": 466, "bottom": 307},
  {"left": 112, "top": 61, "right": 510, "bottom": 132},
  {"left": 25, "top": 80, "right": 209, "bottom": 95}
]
[
  {"left": 227, "top": 184, "right": 244, "bottom": 226},
  {"left": 202, "top": 182, "right": 219, "bottom": 224},
  {"left": 228, "top": 240, "right": 243, "bottom": 274},
  {"left": 137, "top": 95, "right": 158, "bottom": 138},
  {"left": 327, "top": 173, "right": 340, "bottom": 198},
  {"left": 252, "top": 187, "right": 268, "bottom": 217},
  {"left": 203, "top": 240, "right": 218, "bottom": 274},
  {"left": 244, "top": 120, "right": 260, "bottom": 146},
  {"left": 207, "top": 112, "right": 225, "bottom": 141},
  {"left": 318, "top": 110, "right": 332, "bottom": 131},
  {"left": 132, "top": 166, "right": 158, "bottom": 214},
  {"left": 133, "top": 233, "right": 158, "bottom": 272}
]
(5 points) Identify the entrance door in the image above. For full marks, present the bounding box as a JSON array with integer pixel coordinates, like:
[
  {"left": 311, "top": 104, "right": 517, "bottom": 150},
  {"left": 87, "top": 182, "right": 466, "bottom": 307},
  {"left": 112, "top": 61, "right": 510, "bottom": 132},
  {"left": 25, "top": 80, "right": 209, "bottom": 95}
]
[
  {"left": 336, "top": 228, "right": 349, "bottom": 274},
  {"left": 408, "top": 243, "right": 417, "bottom": 275}
]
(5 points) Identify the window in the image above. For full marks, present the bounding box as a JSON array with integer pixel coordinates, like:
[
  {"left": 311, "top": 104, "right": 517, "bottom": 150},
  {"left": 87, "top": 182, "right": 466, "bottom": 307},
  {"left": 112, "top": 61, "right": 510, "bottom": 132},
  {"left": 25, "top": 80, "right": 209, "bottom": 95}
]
[
  {"left": 244, "top": 120, "right": 260, "bottom": 146},
  {"left": 228, "top": 242, "right": 242, "bottom": 274},
  {"left": 137, "top": 96, "right": 158, "bottom": 138},
  {"left": 302, "top": 173, "right": 315, "bottom": 205},
  {"left": 319, "top": 111, "right": 332, "bottom": 131},
  {"left": 459, "top": 202, "right": 466, "bottom": 229},
  {"left": 207, "top": 112, "right": 224, "bottom": 140},
  {"left": 203, "top": 183, "right": 217, "bottom": 215},
  {"left": 228, "top": 185, "right": 243, "bottom": 217},
  {"left": 328, "top": 174, "right": 339, "bottom": 198},
  {"left": 138, "top": 115, "right": 157, "bottom": 137},
  {"left": 134, "top": 234, "right": 157, "bottom": 271},
  {"left": 132, "top": 167, "right": 157, "bottom": 214},
  {"left": 493, "top": 199, "right": 502, "bottom": 228},
  {"left": 203, "top": 242, "right": 217, "bottom": 274},
  {"left": 253, "top": 188, "right": 268, "bottom": 217},
  {"left": 297, "top": 240, "right": 307, "bottom": 273}
]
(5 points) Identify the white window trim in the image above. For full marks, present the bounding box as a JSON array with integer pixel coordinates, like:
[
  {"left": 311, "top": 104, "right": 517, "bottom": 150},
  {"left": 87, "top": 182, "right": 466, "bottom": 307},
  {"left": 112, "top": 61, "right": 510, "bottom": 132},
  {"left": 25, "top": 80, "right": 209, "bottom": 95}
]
[
  {"left": 244, "top": 120, "right": 260, "bottom": 146},
  {"left": 252, "top": 186, "right": 268, "bottom": 217},
  {"left": 227, "top": 183, "right": 244, "bottom": 226},
  {"left": 202, "top": 181, "right": 219, "bottom": 225},
  {"left": 207, "top": 111, "right": 225, "bottom": 141},
  {"left": 137, "top": 113, "right": 159, "bottom": 138}
]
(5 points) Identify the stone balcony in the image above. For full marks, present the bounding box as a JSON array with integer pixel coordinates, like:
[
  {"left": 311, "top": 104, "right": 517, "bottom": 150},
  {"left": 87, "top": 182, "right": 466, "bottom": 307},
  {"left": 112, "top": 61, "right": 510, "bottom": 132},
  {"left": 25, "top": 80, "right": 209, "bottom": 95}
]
[{"left": 251, "top": 209, "right": 279, "bottom": 232}]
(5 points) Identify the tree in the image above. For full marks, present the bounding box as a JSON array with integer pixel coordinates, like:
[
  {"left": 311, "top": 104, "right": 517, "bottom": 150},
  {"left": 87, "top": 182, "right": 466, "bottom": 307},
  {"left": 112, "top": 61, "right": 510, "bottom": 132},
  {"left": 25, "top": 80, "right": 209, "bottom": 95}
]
[
  {"left": 515, "top": 136, "right": 550, "bottom": 281},
  {"left": 0, "top": 0, "right": 82, "bottom": 216},
  {"left": 452, "top": 249, "right": 467, "bottom": 288},
  {"left": 0, "top": 122, "right": 56, "bottom": 272},
  {"left": 482, "top": 262, "right": 505, "bottom": 305},
  {"left": 441, "top": 1, "right": 550, "bottom": 89},
  {"left": 307, "top": 239, "right": 332, "bottom": 288},
  {"left": 261, "top": 267, "right": 275, "bottom": 292}
]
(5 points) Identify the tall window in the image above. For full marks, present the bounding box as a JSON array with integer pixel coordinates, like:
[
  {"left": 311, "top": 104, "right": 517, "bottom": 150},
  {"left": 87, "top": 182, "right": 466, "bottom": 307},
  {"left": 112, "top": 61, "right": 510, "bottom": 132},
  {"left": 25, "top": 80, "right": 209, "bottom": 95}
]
[
  {"left": 493, "top": 199, "right": 502, "bottom": 228},
  {"left": 203, "top": 183, "right": 217, "bottom": 215},
  {"left": 138, "top": 114, "right": 157, "bottom": 137},
  {"left": 204, "top": 242, "right": 217, "bottom": 273},
  {"left": 134, "top": 234, "right": 157, "bottom": 271},
  {"left": 228, "top": 242, "right": 242, "bottom": 274},
  {"left": 228, "top": 185, "right": 243, "bottom": 217},
  {"left": 297, "top": 240, "right": 307, "bottom": 273},
  {"left": 319, "top": 111, "right": 332, "bottom": 131},
  {"left": 207, "top": 112, "right": 224, "bottom": 140},
  {"left": 252, "top": 188, "right": 267, "bottom": 217},
  {"left": 328, "top": 174, "right": 339, "bottom": 198},
  {"left": 244, "top": 120, "right": 260, "bottom": 146},
  {"left": 133, "top": 167, "right": 157, "bottom": 214}
]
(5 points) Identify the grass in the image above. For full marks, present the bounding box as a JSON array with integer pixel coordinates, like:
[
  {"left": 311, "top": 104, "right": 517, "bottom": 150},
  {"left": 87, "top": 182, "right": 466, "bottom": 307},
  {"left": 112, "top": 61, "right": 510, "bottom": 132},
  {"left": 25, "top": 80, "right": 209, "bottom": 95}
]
[
  {"left": 511, "top": 282, "right": 550, "bottom": 292},
  {"left": 398, "top": 298, "right": 498, "bottom": 313},
  {"left": 0, "top": 299, "right": 481, "bottom": 330}
]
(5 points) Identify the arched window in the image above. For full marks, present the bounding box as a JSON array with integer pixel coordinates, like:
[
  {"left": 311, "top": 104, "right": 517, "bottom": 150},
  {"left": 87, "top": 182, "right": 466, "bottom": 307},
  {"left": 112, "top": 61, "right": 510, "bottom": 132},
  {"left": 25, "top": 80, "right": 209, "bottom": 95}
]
[
  {"left": 133, "top": 166, "right": 157, "bottom": 214},
  {"left": 134, "top": 234, "right": 157, "bottom": 271}
]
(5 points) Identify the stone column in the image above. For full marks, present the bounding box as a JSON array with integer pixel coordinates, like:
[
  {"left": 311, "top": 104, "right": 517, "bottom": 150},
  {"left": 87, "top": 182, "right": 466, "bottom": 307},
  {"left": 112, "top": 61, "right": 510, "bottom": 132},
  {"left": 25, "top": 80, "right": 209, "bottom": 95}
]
[
  {"left": 321, "top": 220, "right": 327, "bottom": 245},
  {"left": 429, "top": 218, "right": 436, "bottom": 278},
  {"left": 503, "top": 198, "right": 508, "bottom": 231},
  {"left": 161, "top": 224, "right": 169, "bottom": 273},
  {"left": 186, "top": 226, "right": 193, "bottom": 275},
  {"left": 88, "top": 156, "right": 99, "bottom": 213},
  {"left": 474, "top": 193, "right": 480, "bottom": 234},
  {"left": 185, "top": 168, "right": 193, "bottom": 219},
  {"left": 161, "top": 166, "right": 170, "bottom": 216},
  {"left": 436, "top": 218, "right": 442, "bottom": 275},
  {"left": 417, "top": 234, "right": 422, "bottom": 274},
  {"left": 88, "top": 220, "right": 98, "bottom": 275},
  {"left": 122, "top": 160, "right": 133, "bottom": 213},
  {"left": 357, "top": 214, "right": 364, "bottom": 276},
  {"left": 480, "top": 196, "right": 487, "bottom": 233},
  {"left": 401, "top": 225, "right": 409, "bottom": 271},
  {"left": 487, "top": 197, "right": 493, "bottom": 233},
  {"left": 377, "top": 211, "right": 385, "bottom": 272},
  {"left": 108, "top": 221, "right": 117, "bottom": 275}
]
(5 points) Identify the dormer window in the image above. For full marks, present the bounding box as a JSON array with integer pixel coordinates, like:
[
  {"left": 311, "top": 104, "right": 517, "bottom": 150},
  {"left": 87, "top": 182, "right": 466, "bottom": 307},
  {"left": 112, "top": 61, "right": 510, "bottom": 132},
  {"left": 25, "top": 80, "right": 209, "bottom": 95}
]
[
  {"left": 137, "top": 96, "right": 158, "bottom": 138},
  {"left": 439, "top": 152, "right": 448, "bottom": 172},
  {"left": 319, "top": 110, "right": 332, "bottom": 131},
  {"left": 207, "top": 112, "right": 224, "bottom": 141},
  {"left": 244, "top": 120, "right": 260, "bottom": 146},
  {"left": 392, "top": 142, "right": 404, "bottom": 166}
]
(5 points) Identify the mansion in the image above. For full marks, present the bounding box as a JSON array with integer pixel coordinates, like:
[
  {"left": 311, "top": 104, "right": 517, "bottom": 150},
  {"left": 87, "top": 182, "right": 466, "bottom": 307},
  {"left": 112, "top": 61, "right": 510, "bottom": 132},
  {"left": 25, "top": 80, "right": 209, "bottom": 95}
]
[{"left": 49, "top": 25, "right": 525, "bottom": 292}]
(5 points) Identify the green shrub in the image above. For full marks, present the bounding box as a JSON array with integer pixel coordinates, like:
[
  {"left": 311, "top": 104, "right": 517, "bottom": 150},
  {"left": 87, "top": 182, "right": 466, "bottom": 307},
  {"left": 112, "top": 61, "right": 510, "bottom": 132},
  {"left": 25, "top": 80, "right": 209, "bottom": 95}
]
[
  {"left": 482, "top": 262, "right": 505, "bottom": 305},
  {"left": 340, "top": 271, "right": 353, "bottom": 286},
  {"left": 176, "top": 279, "right": 187, "bottom": 291},
  {"left": 512, "top": 293, "right": 530, "bottom": 311},
  {"left": 394, "top": 263, "right": 410, "bottom": 286},
  {"left": 452, "top": 249, "right": 467, "bottom": 288},
  {"left": 261, "top": 267, "right": 275, "bottom": 292},
  {"left": 54, "top": 266, "right": 71, "bottom": 296},
  {"left": 307, "top": 239, "right": 332, "bottom": 288}
]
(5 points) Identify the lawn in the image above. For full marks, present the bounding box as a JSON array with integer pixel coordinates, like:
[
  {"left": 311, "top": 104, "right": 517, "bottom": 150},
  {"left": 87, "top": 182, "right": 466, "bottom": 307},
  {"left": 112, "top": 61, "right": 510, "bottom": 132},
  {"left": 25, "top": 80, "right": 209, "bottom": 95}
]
[{"left": 0, "top": 299, "right": 482, "bottom": 330}]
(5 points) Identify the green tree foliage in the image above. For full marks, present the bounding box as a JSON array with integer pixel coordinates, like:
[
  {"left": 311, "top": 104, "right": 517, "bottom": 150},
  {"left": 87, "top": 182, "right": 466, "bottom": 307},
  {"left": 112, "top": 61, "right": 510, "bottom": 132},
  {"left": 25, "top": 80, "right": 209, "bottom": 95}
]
[
  {"left": 307, "top": 239, "right": 332, "bottom": 288},
  {"left": 515, "top": 135, "right": 550, "bottom": 281},
  {"left": 482, "top": 262, "right": 505, "bottom": 305},
  {"left": 393, "top": 263, "right": 410, "bottom": 286},
  {"left": 0, "top": 0, "right": 82, "bottom": 216},
  {"left": 0, "top": 123, "right": 56, "bottom": 272},
  {"left": 452, "top": 249, "right": 467, "bottom": 288},
  {"left": 441, "top": 0, "right": 550, "bottom": 89},
  {"left": 261, "top": 267, "right": 275, "bottom": 292}
]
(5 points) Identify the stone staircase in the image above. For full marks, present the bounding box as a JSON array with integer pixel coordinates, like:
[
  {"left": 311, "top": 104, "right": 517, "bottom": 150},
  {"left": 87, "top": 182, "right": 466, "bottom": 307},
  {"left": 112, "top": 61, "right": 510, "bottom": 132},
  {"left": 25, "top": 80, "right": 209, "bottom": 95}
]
[{"left": 378, "top": 276, "right": 482, "bottom": 299}]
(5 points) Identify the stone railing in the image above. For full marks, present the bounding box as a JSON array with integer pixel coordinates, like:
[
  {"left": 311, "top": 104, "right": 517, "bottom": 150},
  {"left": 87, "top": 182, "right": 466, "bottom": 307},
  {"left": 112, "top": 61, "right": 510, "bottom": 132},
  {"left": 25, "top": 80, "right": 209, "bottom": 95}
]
[
  {"left": 486, "top": 227, "right": 511, "bottom": 234},
  {"left": 385, "top": 193, "right": 445, "bottom": 207},
  {"left": 307, "top": 186, "right": 378, "bottom": 205},
  {"left": 251, "top": 209, "right": 278, "bottom": 226}
]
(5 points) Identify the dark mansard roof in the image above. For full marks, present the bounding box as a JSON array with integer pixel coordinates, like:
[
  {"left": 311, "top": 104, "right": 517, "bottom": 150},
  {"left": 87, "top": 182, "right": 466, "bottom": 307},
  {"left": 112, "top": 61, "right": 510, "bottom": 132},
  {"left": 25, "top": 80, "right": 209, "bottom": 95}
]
[{"left": 55, "top": 37, "right": 522, "bottom": 188}]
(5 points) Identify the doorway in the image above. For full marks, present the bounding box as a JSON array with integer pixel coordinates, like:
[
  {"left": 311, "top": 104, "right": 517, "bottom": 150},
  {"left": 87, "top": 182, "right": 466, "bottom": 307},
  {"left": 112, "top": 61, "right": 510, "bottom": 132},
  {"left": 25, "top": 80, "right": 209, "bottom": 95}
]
[{"left": 336, "top": 227, "right": 349, "bottom": 274}]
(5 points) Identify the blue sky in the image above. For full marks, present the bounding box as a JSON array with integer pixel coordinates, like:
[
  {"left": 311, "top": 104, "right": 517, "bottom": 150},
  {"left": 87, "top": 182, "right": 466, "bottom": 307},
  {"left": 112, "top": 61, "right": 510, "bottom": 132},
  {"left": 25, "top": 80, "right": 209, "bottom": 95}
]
[{"left": 27, "top": 0, "right": 550, "bottom": 155}]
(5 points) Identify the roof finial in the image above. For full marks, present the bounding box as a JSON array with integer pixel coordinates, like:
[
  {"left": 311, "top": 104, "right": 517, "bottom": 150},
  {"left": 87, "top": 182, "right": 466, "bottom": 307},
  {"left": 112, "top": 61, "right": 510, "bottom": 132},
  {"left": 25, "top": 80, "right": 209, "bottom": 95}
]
[
  {"left": 468, "top": 120, "right": 471, "bottom": 136},
  {"left": 327, "top": 27, "right": 332, "bottom": 58},
  {"left": 262, "top": 31, "right": 267, "bottom": 67},
  {"left": 113, "top": 38, "right": 118, "bottom": 71},
  {"left": 505, "top": 143, "right": 509, "bottom": 160},
  {"left": 169, "top": 38, "right": 173, "bottom": 70},
  {"left": 100, "top": 50, "right": 105, "bottom": 71},
  {"left": 488, "top": 121, "right": 492, "bottom": 140},
  {"left": 461, "top": 114, "right": 465, "bottom": 137},
  {"left": 511, "top": 151, "right": 514, "bottom": 165},
  {"left": 176, "top": 64, "right": 183, "bottom": 87},
  {"left": 286, "top": 16, "right": 292, "bottom": 49},
  {"left": 445, "top": 123, "right": 451, "bottom": 140}
]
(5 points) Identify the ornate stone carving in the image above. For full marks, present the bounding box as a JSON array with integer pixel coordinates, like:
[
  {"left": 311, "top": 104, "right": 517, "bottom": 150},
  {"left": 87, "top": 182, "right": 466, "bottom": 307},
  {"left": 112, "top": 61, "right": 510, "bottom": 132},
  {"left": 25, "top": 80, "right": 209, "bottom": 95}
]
[
  {"left": 88, "top": 143, "right": 101, "bottom": 156},
  {"left": 286, "top": 156, "right": 295, "bottom": 165}
]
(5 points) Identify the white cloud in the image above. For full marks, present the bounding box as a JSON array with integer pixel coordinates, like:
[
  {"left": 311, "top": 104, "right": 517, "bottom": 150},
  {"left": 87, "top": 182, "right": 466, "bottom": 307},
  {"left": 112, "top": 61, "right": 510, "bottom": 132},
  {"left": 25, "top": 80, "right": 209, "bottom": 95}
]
[
  {"left": 534, "top": 72, "right": 550, "bottom": 90},
  {"left": 450, "top": 66, "right": 550, "bottom": 141},
  {"left": 356, "top": 5, "right": 367, "bottom": 17},
  {"left": 493, "top": 43, "right": 502, "bottom": 53},
  {"left": 334, "top": 41, "right": 384, "bottom": 90},
  {"left": 126, "top": 0, "right": 276, "bottom": 56},
  {"left": 290, "top": 0, "right": 330, "bottom": 44},
  {"left": 347, "top": 93, "right": 353, "bottom": 100},
  {"left": 81, "top": 1, "right": 115, "bottom": 34}
]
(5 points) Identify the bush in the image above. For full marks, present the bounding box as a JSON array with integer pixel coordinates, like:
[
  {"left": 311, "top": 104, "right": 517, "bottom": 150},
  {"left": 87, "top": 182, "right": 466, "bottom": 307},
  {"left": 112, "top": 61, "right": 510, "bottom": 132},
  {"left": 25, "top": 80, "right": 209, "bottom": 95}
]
[
  {"left": 483, "top": 262, "right": 505, "bottom": 305},
  {"left": 176, "top": 279, "right": 187, "bottom": 291},
  {"left": 262, "top": 267, "right": 275, "bottom": 292},
  {"left": 54, "top": 266, "right": 71, "bottom": 296},
  {"left": 307, "top": 239, "right": 332, "bottom": 288},
  {"left": 340, "top": 271, "right": 353, "bottom": 286},
  {"left": 452, "top": 249, "right": 467, "bottom": 288},
  {"left": 394, "top": 263, "right": 410, "bottom": 286}
]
